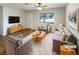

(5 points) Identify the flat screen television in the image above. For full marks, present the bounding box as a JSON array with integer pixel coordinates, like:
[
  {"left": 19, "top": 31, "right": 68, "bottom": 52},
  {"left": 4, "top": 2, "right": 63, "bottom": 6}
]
[{"left": 9, "top": 16, "right": 20, "bottom": 24}]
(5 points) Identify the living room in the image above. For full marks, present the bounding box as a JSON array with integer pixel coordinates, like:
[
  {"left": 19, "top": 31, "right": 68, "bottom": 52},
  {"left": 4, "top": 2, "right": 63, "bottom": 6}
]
[
  {"left": 0, "top": 3, "right": 79, "bottom": 55},
  {"left": 0, "top": 3, "right": 66, "bottom": 36}
]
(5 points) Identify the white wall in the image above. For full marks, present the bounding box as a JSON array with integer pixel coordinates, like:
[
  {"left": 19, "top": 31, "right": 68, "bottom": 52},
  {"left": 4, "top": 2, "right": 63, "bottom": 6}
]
[
  {"left": 66, "top": 3, "right": 79, "bottom": 47},
  {"left": 3, "top": 7, "right": 27, "bottom": 35},
  {"left": 0, "top": 6, "right": 66, "bottom": 35},
  {"left": 0, "top": 7, "right": 3, "bottom": 35},
  {"left": 66, "top": 3, "right": 79, "bottom": 30},
  {"left": 26, "top": 7, "right": 66, "bottom": 32},
  {"left": 26, "top": 13, "right": 33, "bottom": 29}
]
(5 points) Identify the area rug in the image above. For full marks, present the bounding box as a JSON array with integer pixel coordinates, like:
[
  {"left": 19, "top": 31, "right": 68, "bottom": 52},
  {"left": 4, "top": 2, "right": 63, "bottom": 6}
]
[{"left": 31, "top": 33, "right": 54, "bottom": 55}]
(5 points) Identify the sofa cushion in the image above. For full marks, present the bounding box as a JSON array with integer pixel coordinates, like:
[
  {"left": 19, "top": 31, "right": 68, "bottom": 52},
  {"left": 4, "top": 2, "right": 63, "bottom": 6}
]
[
  {"left": 8, "top": 35, "right": 23, "bottom": 46},
  {"left": 61, "top": 34, "right": 67, "bottom": 41},
  {"left": 7, "top": 35, "right": 17, "bottom": 44},
  {"left": 60, "top": 31, "right": 67, "bottom": 41},
  {"left": 64, "top": 27, "right": 71, "bottom": 36},
  {"left": 65, "top": 34, "right": 77, "bottom": 45}
]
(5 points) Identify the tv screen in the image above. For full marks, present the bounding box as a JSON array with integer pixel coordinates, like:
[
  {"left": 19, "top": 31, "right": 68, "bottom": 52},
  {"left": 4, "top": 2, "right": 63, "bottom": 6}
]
[{"left": 9, "top": 16, "right": 20, "bottom": 24}]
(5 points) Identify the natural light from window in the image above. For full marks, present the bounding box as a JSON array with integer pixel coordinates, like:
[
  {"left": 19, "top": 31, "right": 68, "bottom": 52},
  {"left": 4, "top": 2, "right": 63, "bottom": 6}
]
[{"left": 40, "top": 13, "right": 55, "bottom": 23}]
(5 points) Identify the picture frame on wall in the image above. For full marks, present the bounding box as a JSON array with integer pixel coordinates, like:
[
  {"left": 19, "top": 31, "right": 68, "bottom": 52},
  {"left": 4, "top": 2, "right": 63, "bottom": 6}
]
[
  {"left": 68, "top": 11, "right": 77, "bottom": 24},
  {"left": 68, "top": 9, "right": 79, "bottom": 32}
]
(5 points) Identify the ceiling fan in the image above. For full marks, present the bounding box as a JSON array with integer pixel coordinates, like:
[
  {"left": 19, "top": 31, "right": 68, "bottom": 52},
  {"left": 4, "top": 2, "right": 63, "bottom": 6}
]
[
  {"left": 25, "top": 3, "right": 47, "bottom": 10},
  {"left": 34, "top": 3, "right": 47, "bottom": 8},
  {"left": 34, "top": 3, "right": 47, "bottom": 10}
]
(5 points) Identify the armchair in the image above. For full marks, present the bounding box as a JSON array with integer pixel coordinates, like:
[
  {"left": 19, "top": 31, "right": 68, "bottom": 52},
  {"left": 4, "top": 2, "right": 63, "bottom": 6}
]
[{"left": 38, "top": 25, "right": 51, "bottom": 33}]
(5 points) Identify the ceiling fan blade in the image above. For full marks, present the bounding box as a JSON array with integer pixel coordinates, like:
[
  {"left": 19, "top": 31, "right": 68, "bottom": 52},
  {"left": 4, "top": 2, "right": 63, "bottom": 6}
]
[
  {"left": 42, "top": 5, "right": 47, "bottom": 7},
  {"left": 34, "top": 5, "right": 39, "bottom": 7},
  {"left": 34, "top": 3, "right": 43, "bottom": 7},
  {"left": 34, "top": 3, "right": 47, "bottom": 9}
]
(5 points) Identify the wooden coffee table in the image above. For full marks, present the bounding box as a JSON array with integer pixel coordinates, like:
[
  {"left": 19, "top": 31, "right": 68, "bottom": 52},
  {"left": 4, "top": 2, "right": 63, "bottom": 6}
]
[{"left": 32, "top": 31, "right": 46, "bottom": 42}]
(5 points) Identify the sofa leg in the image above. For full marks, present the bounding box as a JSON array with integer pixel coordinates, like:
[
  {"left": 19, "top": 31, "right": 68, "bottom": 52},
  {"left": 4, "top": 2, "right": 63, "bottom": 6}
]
[{"left": 29, "top": 49, "right": 33, "bottom": 55}]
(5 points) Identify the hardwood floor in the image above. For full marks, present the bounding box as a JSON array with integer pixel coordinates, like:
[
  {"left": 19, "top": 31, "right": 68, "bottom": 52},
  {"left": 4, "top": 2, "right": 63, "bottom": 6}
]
[
  {"left": 0, "top": 35, "right": 6, "bottom": 54},
  {"left": 0, "top": 36, "right": 6, "bottom": 48}
]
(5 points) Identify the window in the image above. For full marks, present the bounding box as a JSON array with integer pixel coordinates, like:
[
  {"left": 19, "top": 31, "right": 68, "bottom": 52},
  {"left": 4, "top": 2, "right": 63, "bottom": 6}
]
[{"left": 40, "top": 13, "right": 55, "bottom": 23}]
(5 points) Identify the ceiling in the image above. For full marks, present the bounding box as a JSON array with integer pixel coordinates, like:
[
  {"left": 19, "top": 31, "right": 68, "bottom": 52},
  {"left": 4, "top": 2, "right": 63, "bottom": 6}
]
[{"left": 0, "top": 3, "right": 67, "bottom": 10}]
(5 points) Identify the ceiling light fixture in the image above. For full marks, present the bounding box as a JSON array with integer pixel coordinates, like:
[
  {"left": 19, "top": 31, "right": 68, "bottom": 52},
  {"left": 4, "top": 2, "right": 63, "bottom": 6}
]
[
  {"left": 37, "top": 7, "right": 42, "bottom": 10},
  {"left": 34, "top": 3, "right": 47, "bottom": 10}
]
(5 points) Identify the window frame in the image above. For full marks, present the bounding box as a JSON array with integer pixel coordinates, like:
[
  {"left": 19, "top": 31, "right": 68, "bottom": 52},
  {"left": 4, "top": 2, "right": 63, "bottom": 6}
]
[{"left": 40, "top": 13, "right": 55, "bottom": 24}]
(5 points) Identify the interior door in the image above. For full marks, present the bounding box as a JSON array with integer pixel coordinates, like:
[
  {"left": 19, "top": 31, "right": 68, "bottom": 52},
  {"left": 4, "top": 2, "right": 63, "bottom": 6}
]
[{"left": 26, "top": 13, "right": 33, "bottom": 29}]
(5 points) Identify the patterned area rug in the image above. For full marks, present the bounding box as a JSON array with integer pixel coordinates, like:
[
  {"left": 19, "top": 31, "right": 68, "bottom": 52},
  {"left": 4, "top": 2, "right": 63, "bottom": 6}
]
[{"left": 31, "top": 33, "right": 54, "bottom": 55}]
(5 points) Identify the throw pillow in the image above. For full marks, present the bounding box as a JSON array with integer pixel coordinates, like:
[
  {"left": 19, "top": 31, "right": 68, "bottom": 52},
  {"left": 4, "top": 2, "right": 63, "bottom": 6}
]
[
  {"left": 16, "top": 40, "right": 22, "bottom": 47},
  {"left": 64, "top": 27, "right": 71, "bottom": 36},
  {"left": 59, "top": 29, "right": 63, "bottom": 34},
  {"left": 60, "top": 31, "right": 67, "bottom": 41},
  {"left": 62, "top": 34, "right": 67, "bottom": 41}
]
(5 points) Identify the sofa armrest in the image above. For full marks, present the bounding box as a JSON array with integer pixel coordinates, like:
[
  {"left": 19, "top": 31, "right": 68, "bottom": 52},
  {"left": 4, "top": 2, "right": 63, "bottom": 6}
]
[{"left": 16, "top": 39, "right": 32, "bottom": 55}]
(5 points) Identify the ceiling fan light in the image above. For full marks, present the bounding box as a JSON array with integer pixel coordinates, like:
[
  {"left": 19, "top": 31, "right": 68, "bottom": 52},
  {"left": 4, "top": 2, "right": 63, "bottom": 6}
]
[{"left": 37, "top": 7, "right": 42, "bottom": 10}]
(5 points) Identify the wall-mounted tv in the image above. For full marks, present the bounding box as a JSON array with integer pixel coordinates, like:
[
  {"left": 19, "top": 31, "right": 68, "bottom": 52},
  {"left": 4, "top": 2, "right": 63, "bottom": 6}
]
[{"left": 9, "top": 16, "right": 20, "bottom": 24}]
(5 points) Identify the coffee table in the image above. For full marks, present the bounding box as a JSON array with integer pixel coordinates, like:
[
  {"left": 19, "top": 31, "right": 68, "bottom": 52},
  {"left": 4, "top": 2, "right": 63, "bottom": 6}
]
[{"left": 32, "top": 31, "right": 46, "bottom": 42}]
